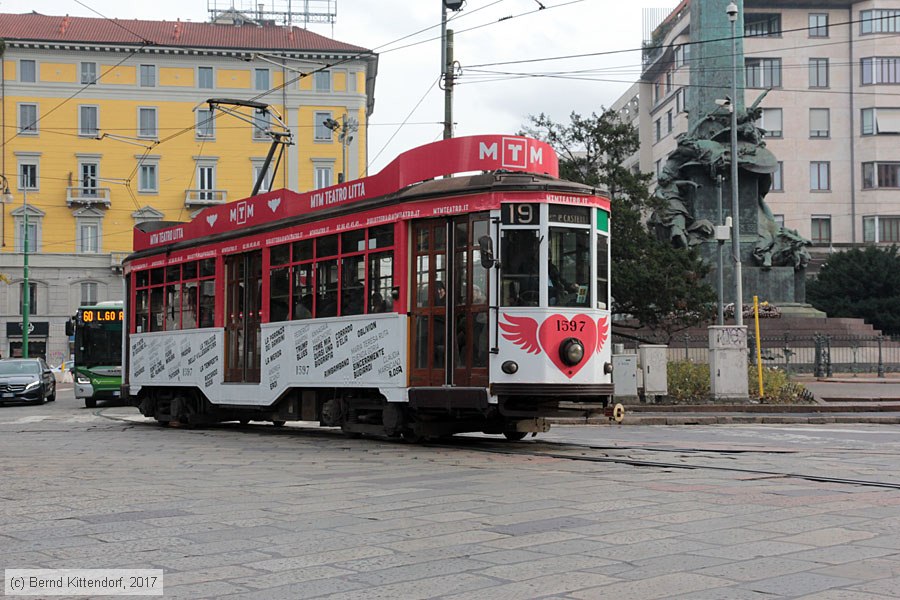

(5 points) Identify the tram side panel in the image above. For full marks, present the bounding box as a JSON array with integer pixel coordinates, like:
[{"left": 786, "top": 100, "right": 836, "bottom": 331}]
[{"left": 129, "top": 314, "right": 408, "bottom": 405}]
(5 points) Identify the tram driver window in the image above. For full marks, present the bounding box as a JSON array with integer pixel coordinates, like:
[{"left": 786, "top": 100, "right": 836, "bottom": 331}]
[
  {"left": 500, "top": 230, "right": 539, "bottom": 306},
  {"left": 549, "top": 227, "right": 591, "bottom": 308}
]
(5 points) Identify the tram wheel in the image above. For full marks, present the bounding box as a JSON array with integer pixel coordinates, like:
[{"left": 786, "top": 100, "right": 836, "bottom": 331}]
[
  {"left": 503, "top": 431, "right": 528, "bottom": 441},
  {"left": 272, "top": 420, "right": 286, "bottom": 428},
  {"left": 401, "top": 430, "right": 424, "bottom": 444}
]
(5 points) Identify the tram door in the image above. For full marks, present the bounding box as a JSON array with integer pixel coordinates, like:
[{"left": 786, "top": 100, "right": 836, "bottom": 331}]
[
  {"left": 411, "top": 214, "right": 490, "bottom": 388},
  {"left": 224, "top": 251, "right": 262, "bottom": 383}
]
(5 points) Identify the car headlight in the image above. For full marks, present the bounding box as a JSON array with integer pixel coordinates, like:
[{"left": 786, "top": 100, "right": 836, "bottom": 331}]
[
  {"left": 559, "top": 338, "right": 585, "bottom": 366},
  {"left": 76, "top": 375, "right": 91, "bottom": 384},
  {"left": 25, "top": 380, "right": 41, "bottom": 391}
]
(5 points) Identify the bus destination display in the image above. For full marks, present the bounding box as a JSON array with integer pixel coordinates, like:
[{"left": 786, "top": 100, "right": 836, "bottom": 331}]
[{"left": 79, "top": 309, "right": 124, "bottom": 324}]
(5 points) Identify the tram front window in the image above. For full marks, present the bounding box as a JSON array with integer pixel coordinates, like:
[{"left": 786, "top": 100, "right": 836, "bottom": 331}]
[
  {"left": 500, "top": 230, "right": 539, "bottom": 306},
  {"left": 549, "top": 227, "right": 591, "bottom": 308}
]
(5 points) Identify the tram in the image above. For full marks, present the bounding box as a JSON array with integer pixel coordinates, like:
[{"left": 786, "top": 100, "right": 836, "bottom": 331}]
[{"left": 123, "top": 134, "right": 617, "bottom": 440}]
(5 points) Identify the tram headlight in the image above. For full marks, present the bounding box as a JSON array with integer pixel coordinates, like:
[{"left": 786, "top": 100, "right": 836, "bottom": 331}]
[
  {"left": 501, "top": 360, "right": 519, "bottom": 374},
  {"left": 560, "top": 338, "right": 585, "bottom": 366}
]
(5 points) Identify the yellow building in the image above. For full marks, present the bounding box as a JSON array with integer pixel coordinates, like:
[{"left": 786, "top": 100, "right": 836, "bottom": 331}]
[{"left": 0, "top": 11, "right": 377, "bottom": 361}]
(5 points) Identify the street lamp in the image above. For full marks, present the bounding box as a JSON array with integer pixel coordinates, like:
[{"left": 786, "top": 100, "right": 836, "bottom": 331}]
[
  {"left": 22, "top": 187, "right": 30, "bottom": 357},
  {"left": 727, "top": 1, "right": 743, "bottom": 327},
  {"left": 323, "top": 115, "right": 358, "bottom": 184}
]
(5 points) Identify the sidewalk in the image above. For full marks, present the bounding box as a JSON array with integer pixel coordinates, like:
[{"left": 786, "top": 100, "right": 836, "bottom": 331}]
[{"left": 588, "top": 376, "right": 900, "bottom": 425}]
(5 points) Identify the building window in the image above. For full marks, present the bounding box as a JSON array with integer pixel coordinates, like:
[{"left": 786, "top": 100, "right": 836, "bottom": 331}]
[
  {"left": 861, "top": 57, "right": 900, "bottom": 85},
  {"left": 20, "top": 283, "right": 37, "bottom": 316},
  {"left": 755, "top": 108, "right": 783, "bottom": 138},
  {"left": 80, "top": 62, "right": 97, "bottom": 85},
  {"left": 138, "top": 107, "right": 157, "bottom": 138},
  {"left": 79, "top": 105, "right": 99, "bottom": 137},
  {"left": 347, "top": 70, "right": 358, "bottom": 92},
  {"left": 18, "top": 161, "right": 38, "bottom": 191},
  {"left": 197, "top": 165, "right": 215, "bottom": 200},
  {"left": 746, "top": 58, "right": 782, "bottom": 88},
  {"left": 198, "top": 66, "right": 213, "bottom": 89},
  {"left": 809, "top": 58, "right": 829, "bottom": 88},
  {"left": 655, "top": 159, "right": 662, "bottom": 179},
  {"left": 315, "top": 111, "right": 333, "bottom": 141},
  {"left": 861, "top": 9, "right": 900, "bottom": 35},
  {"left": 314, "top": 164, "right": 333, "bottom": 190},
  {"left": 314, "top": 70, "right": 331, "bottom": 92},
  {"left": 809, "top": 13, "right": 829, "bottom": 37},
  {"left": 863, "top": 216, "right": 900, "bottom": 243},
  {"left": 13, "top": 207, "right": 42, "bottom": 253},
  {"left": 811, "top": 216, "right": 831, "bottom": 245},
  {"left": 809, "top": 108, "right": 830, "bottom": 138},
  {"left": 19, "top": 59, "right": 36, "bottom": 83},
  {"left": 774, "top": 214, "right": 785, "bottom": 228},
  {"left": 862, "top": 108, "right": 900, "bottom": 135},
  {"left": 254, "top": 68, "right": 269, "bottom": 91},
  {"left": 77, "top": 219, "right": 101, "bottom": 253},
  {"left": 140, "top": 64, "right": 156, "bottom": 87},
  {"left": 666, "top": 110, "right": 673, "bottom": 134},
  {"left": 252, "top": 109, "right": 270, "bottom": 140},
  {"left": 196, "top": 108, "right": 215, "bottom": 139},
  {"left": 862, "top": 162, "right": 900, "bottom": 189},
  {"left": 744, "top": 13, "right": 781, "bottom": 37},
  {"left": 138, "top": 163, "right": 158, "bottom": 193},
  {"left": 81, "top": 282, "right": 98, "bottom": 305},
  {"left": 252, "top": 162, "right": 273, "bottom": 193},
  {"left": 18, "top": 104, "right": 38, "bottom": 135},
  {"left": 654, "top": 119, "right": 661, "bottom": 142},
  {"left": 675, "top": 88, "right": 685, "bottom": 113},
  {"left": 79, "top": 162, "right": 99, "bottom": 198},
  {"left": 771, "top": 162, "right": 784, "bottom": 191},
  {"left": 810, "top": 162, "right": 830, "bottom": 191}
]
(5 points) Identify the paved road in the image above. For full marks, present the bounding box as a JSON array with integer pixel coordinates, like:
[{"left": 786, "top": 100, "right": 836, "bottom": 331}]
[{"left": 2, "top": 389, "right": 900, "bottom": 599}]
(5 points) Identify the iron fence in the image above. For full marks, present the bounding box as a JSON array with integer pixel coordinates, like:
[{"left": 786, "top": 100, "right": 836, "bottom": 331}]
[{"left": 612, "top": 333, "right": 900, "bottom": 377}]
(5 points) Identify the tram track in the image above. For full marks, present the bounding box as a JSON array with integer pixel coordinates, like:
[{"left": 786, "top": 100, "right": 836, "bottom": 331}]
[{"left": 97, "top": 409, "right": 900, "bottom": 490}]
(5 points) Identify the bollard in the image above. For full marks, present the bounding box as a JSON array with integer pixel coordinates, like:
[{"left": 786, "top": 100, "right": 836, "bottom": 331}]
[
  {"left": 825, "top": 335, "right": 833, "bottom": 378},
  {"left": 878, "top": 335, "right": 885, "bottom": 378},
  {"left": 683, "top": 333, "right": 690, "bottom": 362},
  {"left": 783, "top": 333, "right": 792, "bottom": 376},
  {"left": 814, "top": 334, "right": 824, "bottom": 378}
]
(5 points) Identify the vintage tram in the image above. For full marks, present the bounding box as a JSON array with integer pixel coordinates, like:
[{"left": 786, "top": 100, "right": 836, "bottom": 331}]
[{"left": 123, "top": 134, "right": 616, "bottom": 440}]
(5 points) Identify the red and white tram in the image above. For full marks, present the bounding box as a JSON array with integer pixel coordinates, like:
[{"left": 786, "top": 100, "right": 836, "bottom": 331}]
[{"left": 123, "top": 134, "right": 617, "bottom": 440}]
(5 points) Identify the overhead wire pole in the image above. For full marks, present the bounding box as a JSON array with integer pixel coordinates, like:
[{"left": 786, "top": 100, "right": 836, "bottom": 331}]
[
  {"left": 727, "top": 1, "right": 743, "bottom": 327},
  {"left": 442, "top": 1, "right": 464, "bottom": 140}
]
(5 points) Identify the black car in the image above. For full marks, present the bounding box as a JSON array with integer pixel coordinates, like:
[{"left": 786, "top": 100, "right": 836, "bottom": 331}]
[{"left": 0, "top": 358, "right": 56, "bottom": 405}]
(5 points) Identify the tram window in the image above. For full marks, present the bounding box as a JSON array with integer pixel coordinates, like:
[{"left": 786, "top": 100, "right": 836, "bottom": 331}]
[
  {"left": 370, "top": 224, "right": 394, "bottom": 249},
  {"left": 500, "top": 230, "right": 539, "bottom": 306},
  {"left": 317, "top": 235, "right": 338, "bottom": 258},
  {"left": 597, "top": 234, "right": 609, "bottom": 309},
  {"left": 136, "top": 270, "right": 149, "bottom": 287},
  {"left": 135, "top": 289, "right": 150, "bottom": 333},
  {"left": 416, "top": 228, "right": 429, "bottom": 252},
  {"left": 199, "top": 258, "right": 216, "bottom": 278},
  {"left": 368, "top": 251, "right": 393, "bottom": 313},
  {"left": 182, "top": 281, "right": 198, "bottom": 329},
  {"left": 292, "top": 263, "right": 313, "bottom": 320},
  {"left": 150, "top": 267, "right": 164, "bottom": 286},
  {"left": 165, "top": 283, "right": 180, "bottom": 330},
  {"left": 549, "top": 227, "right": 591, "bottom": 308},
  {"left": 166, "top": 265, "right": 181, "bottom": 283},
  {"left": 150, "top": 287, "right": 164, "bottom": 331},
  {"left": 317, "top": 259, "right": 338, "bottom": 317},
  {"left": 183, "top": 261, "right": 197, "bottom": 279},
  {"left": 270, "top": 243, "right": 290, "bottom": 266},
  {"left": 342, "top": 230, "right": 365, "bottom": 254},
  {"left": 340, "top": 255, "right": 365, "bottom": 315},
  {"left": 198, "top": 281, "right": 215, "bottom": 327},
  {"left": 292, "top": 239, "right": 313, "bottom": 261},
  {"left": 270, "top": 267, "right": 290, "bottom": 322}
]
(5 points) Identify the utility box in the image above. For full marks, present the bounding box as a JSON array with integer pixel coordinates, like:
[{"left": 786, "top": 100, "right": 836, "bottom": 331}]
[
  {"left": 612, "top": 353, "right": 638, "bottom": 400},
  {"left": 638, "top": 344, "right": 668, "bottom": 399},
  {"left": 708, "top": 326, "right": 749, "bottom": 400}
]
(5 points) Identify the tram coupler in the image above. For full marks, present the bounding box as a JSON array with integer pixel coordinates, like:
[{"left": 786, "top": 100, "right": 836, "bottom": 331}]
[{"left": 604, "top": 403, "right": 625, "bottom": 424}]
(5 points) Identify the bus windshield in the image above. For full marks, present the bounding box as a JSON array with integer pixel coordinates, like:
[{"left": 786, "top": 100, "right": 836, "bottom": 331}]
[{"left": 75, "top": 321, "right": 122, "bottom": 367}]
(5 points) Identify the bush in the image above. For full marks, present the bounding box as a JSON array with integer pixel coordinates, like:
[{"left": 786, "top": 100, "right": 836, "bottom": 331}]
[{"left": 665, "top": 361, "right": 814, "bottom": 404}]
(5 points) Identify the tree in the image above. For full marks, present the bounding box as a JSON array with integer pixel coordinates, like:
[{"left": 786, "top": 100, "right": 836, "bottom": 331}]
[
  {"left": 807, "top": 245, "right": 900, "bottom": 335},
  {"left": 520, "top": 110, "right": 715, "bottom": 340}
]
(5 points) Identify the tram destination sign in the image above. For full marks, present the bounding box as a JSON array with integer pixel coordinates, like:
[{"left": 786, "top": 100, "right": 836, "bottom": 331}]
[{"left": 78, "top": 308, "right": 124, "bottom": 324}]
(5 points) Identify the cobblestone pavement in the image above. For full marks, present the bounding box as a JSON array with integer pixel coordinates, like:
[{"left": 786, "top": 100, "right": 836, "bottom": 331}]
[{"left": 1, "top": 390, "right": 899, "bottom": 599}]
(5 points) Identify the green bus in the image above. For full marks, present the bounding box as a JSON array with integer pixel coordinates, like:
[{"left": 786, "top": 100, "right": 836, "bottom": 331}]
[{"left": 68, "top": 301, "right": 124, "bottom": 408}]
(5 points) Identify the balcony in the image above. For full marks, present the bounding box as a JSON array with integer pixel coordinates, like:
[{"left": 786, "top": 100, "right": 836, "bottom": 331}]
[
  {"left": 184, "top": 189, "right": 227, "bottom": 208},
  {"left": 66, "top": 187, "right": 111, "bottom": 207}
]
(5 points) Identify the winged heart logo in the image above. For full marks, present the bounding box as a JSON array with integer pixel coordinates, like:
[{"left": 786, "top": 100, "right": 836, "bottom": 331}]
[
  {"left": 206, "top": 214, "right": 218, "bottom": 227},
  {"left": 268, "top": 197, "right": 281, "bottom": 212},
  {"left": 499, "top": 313, "right": 604, "bottom": 378}
]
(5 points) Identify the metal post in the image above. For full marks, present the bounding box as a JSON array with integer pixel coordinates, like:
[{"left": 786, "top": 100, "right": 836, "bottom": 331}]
[
  {"left": 814, "top": 335, "right": 823, "bottom": 378},
  {"left": 22, "top": 189, "right": 29, "bottom": 358},
  {"left": 877, "top": 335, "right": 885, "bottom": 378},
  {"left": 341, "top": 114, "right": 348, "bottom": 183},
  {"left": 825, "top": 336, "right": 833, "bottom": 378},
  {"left": 728, "top": 2, "right": 743, "bottom": 326},
  {"left": 684, "top": 333, "right": 690, "bottom": 361},
  {"left": 716, "top": 175, "right": 724, "bottom": 325},
  {"left": 443, "top": 29, "right": 454, "bottom": 140}
]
